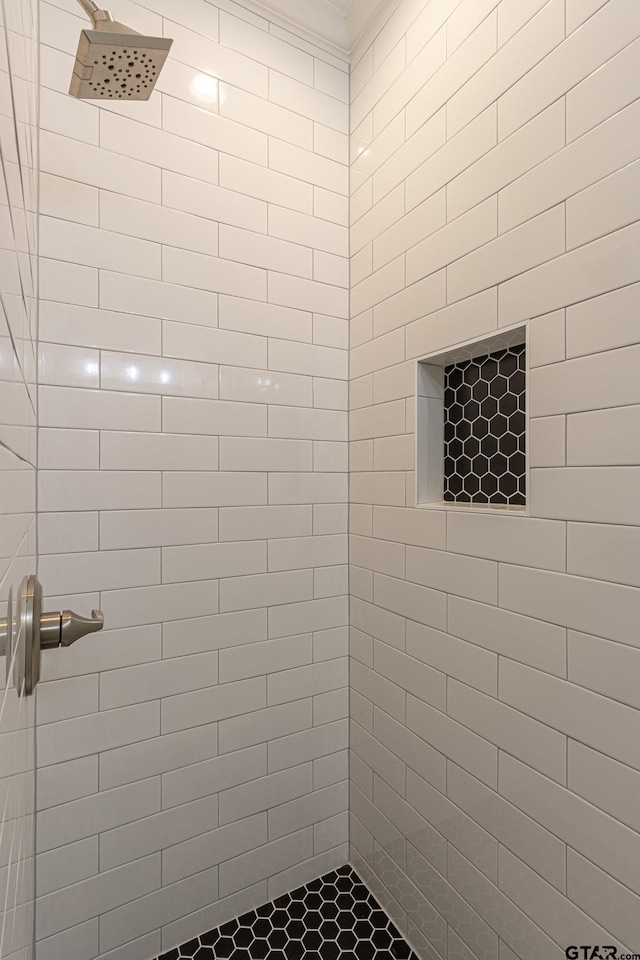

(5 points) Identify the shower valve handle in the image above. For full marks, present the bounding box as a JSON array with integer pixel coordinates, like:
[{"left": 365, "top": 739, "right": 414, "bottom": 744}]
[
  {"left": 40, "top": 608, "right": 105, "bottom": 650},
  {"left": 0, "top": 576, "right": 105, "bottom": 694}
]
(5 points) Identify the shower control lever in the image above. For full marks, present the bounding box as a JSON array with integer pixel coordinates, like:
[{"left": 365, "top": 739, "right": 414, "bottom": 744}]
[
  {"left": 40, "top": 608, "right": 105, "bottom": 649},
  {"left": 0, "top": 575, "right": 105, "bottom": 695}
]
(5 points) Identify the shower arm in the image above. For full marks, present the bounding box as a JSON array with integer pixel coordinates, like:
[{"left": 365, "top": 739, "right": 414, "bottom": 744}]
[{"left": 74, "top": 0, "right": 114, "bottom": 26}]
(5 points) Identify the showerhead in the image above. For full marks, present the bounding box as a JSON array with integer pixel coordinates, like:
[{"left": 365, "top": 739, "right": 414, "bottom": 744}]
[{"left": 69, "top": 4, "right": 173, "bottom": 101}]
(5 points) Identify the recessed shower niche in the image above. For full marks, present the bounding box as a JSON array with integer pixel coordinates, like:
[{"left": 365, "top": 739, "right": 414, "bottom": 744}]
[{"left": 416, "top": 325, "right": 528, "bottom": 510}]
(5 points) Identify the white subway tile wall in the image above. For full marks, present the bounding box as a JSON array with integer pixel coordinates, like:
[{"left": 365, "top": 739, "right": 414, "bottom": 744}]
[
  {"left": 349, "top": 2, "right": 640, "bottom": 960},
  {"left": 36, "top": 1, "right": 348, "bottom": 956},
  {"left": 0, "top": 0, "right": 39, "bottom": 957}
]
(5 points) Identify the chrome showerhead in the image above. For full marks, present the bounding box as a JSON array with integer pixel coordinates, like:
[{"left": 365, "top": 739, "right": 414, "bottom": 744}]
[{"left": 69, "top": 2, "right": 173, "bottom": 101}]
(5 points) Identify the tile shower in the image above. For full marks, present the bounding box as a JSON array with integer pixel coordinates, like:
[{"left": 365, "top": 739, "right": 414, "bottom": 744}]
[
  {"left": 349, "top": 1, "right": 640, "bottom": 957},
  {"left": 35, "top": 2, "right": 349, "bottom": 957},
  {"left": 0, "top": 0, "right": 637, "bottom": 958}
]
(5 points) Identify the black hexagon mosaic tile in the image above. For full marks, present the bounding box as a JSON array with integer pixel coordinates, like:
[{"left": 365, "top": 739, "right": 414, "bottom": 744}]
[
  {"left": 157, "top": 865, "right": 417, "bottom": 960},
  {"left": 444, "top": 343, "right": 526, "bottom": 506}
]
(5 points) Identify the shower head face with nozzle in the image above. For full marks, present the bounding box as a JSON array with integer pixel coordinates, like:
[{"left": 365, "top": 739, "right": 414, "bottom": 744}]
[{"left": 69, "top": 21, "right": 173, "bottom": 101}]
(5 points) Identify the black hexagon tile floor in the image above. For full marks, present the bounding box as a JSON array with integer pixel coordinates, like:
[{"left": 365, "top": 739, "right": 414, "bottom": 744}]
[{"left": 157, "top": 865, "right": 417, "bottom": 960}]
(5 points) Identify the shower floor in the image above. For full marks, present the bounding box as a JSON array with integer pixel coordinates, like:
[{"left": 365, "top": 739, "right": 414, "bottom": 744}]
[{"left": 158, "top": 865, "right": 417, "bottom": 960}]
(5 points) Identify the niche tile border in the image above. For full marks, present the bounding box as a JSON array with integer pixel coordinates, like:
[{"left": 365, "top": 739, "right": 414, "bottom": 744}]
[
  {"left": 416, "top": 323, "right": 528, "bottom": 513},
  {"left": 157, "top": 865, "right": 417, "bottom": 960}
]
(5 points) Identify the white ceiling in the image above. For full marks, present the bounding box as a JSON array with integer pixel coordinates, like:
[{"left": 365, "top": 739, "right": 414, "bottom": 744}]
[{"left": 236, "top": 0, "right": 389, "bottom": 57}]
